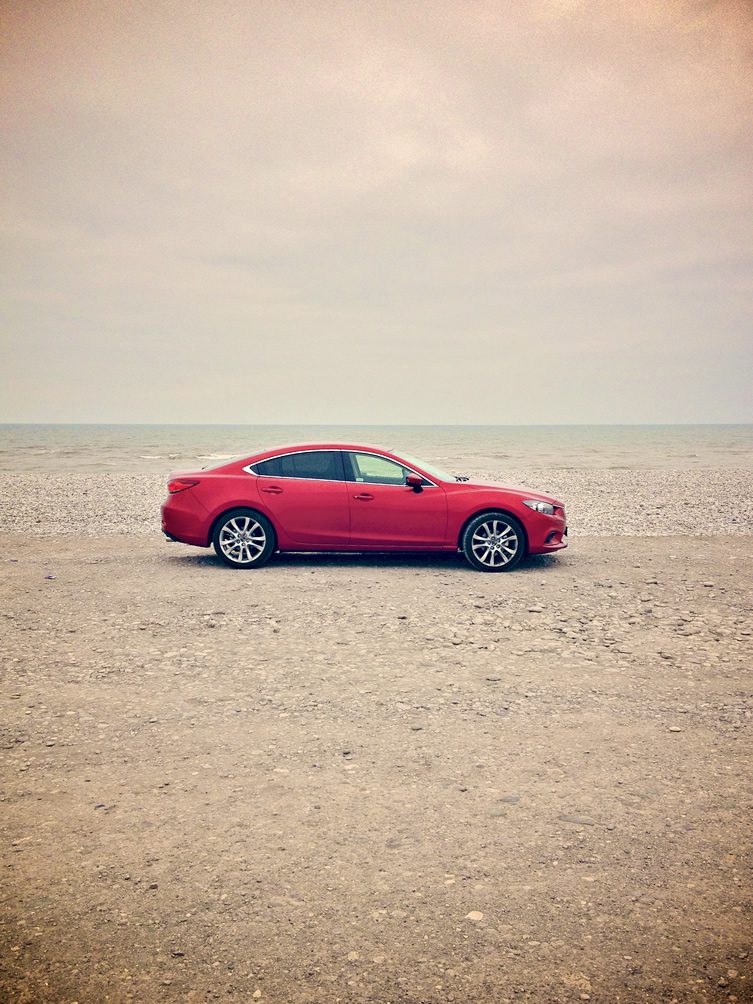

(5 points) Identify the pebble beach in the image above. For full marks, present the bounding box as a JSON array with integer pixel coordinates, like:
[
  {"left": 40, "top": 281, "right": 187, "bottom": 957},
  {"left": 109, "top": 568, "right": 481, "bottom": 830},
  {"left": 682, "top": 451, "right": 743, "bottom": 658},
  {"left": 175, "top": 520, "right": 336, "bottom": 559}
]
[{"left": 2, "top": 428, "right": 752, "bottom": 1003}]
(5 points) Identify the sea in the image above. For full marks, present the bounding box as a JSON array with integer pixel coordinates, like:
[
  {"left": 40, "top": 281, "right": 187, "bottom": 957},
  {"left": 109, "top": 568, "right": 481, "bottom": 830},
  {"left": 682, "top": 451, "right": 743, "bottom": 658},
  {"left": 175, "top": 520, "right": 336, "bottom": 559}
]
[{"left": 0, "top": 424, "right": 751, "bottom": 474}]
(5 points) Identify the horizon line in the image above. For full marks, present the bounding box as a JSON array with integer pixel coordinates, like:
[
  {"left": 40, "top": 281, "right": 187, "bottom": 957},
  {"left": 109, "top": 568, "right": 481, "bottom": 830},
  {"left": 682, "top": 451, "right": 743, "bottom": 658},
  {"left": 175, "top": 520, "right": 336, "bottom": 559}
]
[{"left": 1, "top": 421, "right": 751, "bottom": 428}]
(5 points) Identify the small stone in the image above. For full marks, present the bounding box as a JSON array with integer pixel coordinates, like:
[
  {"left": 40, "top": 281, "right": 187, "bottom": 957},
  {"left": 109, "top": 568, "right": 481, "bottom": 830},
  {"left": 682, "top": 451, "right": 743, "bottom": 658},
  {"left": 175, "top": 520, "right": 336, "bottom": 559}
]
[
  {"left": 465, "top": 911, "right": 484, "bottom": 921},
  {"left": 559, "top": 814, "right": 596, "bottom": 826},
  {"left": 148, "top": 882, "right": 158, "bottom": 890},
  {"left": 499, "top": 795, "right": 520, "bottom": 804},
  {"left": 410, "top": 725, "right": 423, "bottom": 731},
  {"left": 702, "top": 582, "right": 714, "bottom": 588},
  {"left": 347, "top": 951, "right": 360, "bottom": 961},
  {"left": 668, "top": 726, "right": 683, "bottom": 733},
  {"left": 528, "top": 606, "right": 543, "bottom": 613},
  {"left": 252, "top": 991, "right": 262, "bottom": 1000}
]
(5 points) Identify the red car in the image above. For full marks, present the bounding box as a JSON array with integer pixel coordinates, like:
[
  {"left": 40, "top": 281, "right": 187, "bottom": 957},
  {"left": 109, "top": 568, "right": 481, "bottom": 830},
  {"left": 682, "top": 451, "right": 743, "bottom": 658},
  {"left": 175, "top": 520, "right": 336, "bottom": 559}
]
[{"left": 161, "top": 444, "right": 567, "bottom": 572}]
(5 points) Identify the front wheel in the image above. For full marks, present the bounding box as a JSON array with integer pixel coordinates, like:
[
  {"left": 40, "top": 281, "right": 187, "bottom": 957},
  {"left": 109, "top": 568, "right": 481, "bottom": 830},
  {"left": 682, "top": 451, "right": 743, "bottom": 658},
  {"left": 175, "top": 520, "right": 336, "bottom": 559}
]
[
  {"left": 461, "top": 513, "right": 525, "bottom": 572},
  {"left": 212, "top": 509, "right": 276, "bottom": 568}
]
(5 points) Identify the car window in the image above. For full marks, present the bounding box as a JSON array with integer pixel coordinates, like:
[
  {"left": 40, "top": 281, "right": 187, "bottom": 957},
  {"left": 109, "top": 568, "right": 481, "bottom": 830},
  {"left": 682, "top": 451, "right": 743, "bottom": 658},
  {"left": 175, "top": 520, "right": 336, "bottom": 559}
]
[
  {"left": 348, "top": 452, "right": 412, "bottom": 485},
  {"left": 251, "top": 456, "right": 284, "bottom": 476},
  {"left": 281, "top": 451, "right": 343, "bottom": 480},
  {"left": 251, "top": 450, "right": 344, "bottom": 480}
]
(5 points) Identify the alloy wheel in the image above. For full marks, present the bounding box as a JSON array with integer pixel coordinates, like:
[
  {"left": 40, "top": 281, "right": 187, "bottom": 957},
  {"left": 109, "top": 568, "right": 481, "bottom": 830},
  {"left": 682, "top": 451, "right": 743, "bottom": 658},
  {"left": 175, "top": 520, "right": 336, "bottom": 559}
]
[
  {"left": 470, "top": 518, "right": 520, "bottom": 569},
  {"left": 218, "top": 516, "right": 267, "bottom": 565}
]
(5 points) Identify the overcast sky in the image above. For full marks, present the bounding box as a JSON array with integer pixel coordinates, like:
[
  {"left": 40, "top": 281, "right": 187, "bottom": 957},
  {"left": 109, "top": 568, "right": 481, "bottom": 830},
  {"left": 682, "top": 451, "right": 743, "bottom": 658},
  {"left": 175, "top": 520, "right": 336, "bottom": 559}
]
[{"left": 1, "top": 0, "right": 752, "bottom": 424}]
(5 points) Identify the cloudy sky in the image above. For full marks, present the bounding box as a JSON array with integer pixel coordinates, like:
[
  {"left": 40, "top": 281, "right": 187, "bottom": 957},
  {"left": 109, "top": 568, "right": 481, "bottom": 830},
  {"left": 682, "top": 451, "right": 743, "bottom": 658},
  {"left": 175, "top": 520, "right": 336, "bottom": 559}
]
[{"left": 1, "top": 0, "right": 751, "bottom": 424}]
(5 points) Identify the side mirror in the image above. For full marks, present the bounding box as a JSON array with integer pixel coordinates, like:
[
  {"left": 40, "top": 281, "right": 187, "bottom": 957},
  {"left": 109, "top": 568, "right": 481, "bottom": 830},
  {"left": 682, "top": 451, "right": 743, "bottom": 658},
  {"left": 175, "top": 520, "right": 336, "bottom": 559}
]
[{"left": 406, "top": 473, "right": 423, "bottom": 493}]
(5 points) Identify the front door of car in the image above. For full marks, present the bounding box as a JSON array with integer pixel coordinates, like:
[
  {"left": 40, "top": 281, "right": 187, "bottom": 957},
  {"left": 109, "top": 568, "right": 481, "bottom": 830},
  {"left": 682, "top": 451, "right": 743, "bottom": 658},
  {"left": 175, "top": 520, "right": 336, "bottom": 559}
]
[
  {"left": 345, "top": 451, "right": 448, "bottom": 547},
  {"left": 254, "top": 450, "right": 350, "bottom": 546}
]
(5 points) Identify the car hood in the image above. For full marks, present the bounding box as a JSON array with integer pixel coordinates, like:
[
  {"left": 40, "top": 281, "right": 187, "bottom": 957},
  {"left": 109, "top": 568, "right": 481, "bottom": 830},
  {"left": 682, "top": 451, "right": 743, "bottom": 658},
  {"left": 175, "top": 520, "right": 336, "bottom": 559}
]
[{"left": 453, "top": 478, "right": 562, "bottom": 506}]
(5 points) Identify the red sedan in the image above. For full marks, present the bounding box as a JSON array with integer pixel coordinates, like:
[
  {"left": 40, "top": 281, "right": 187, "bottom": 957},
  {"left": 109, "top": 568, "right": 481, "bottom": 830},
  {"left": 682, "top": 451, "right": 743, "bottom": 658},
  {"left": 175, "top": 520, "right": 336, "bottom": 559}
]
[{"left": 161, "top": 444, "right": 567, "bottom": 572}]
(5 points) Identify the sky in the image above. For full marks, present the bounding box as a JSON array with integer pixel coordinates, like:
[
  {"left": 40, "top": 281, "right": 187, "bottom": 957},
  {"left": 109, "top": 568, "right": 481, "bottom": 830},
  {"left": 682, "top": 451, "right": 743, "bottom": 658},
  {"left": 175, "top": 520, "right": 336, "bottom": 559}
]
[{"left": 1, "top": 0, "right": 752, "bottom": 425}]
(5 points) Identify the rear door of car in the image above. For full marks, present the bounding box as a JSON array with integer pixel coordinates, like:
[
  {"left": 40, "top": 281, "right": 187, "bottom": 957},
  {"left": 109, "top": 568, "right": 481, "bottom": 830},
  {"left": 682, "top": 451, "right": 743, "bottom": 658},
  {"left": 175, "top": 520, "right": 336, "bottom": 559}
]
[
  {"left": 252, "top": 450, "right": 350, "bottom": 546},
  {"left": 344, "top": 451, "right": 448, "bottom": 547}
]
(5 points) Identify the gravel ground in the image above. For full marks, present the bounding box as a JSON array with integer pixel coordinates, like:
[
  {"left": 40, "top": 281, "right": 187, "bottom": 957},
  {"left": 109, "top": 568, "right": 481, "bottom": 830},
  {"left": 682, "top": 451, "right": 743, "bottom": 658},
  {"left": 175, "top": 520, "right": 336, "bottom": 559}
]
[
  {"left": 1, "top": 531, "right": 751, "bottom": 1003},
  {"left": 1, "top": 468, "right": 752, "bottom": 538}
]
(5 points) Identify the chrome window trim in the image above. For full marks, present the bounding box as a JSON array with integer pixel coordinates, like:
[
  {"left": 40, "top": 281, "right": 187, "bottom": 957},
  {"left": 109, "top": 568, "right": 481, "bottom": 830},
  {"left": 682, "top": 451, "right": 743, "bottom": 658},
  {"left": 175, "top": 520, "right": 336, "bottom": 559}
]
[{"left": 241, "top": 448, "right": 438, "bottom": 488}]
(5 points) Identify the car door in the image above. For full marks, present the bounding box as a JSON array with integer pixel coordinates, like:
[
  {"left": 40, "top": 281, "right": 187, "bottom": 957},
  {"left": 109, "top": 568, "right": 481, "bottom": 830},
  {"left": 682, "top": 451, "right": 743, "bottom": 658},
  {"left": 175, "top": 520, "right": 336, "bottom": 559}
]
[
  {"left": 253, "top": 450, "right": 350, "bottom": 546},
  {"left": 345, "top": 451, "right": 448, "bottom": 547}
]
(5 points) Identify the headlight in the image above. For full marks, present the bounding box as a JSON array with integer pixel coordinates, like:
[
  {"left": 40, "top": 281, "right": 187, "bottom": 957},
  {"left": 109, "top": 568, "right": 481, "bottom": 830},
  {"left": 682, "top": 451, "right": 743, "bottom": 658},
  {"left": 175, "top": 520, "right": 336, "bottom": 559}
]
[{"left": 522, "top": 499, "right": 555, "bottom": 515}]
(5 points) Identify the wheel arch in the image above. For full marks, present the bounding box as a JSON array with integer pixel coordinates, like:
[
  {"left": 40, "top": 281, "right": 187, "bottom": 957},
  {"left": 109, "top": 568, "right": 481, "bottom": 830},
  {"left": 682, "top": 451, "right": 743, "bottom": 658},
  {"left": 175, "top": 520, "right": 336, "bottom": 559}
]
[
  {"left": 457, "top": 507, "right": 529, "bottom": 554},
  {"left": 208, "top": 505, "right": 279, "bottom": 550}
]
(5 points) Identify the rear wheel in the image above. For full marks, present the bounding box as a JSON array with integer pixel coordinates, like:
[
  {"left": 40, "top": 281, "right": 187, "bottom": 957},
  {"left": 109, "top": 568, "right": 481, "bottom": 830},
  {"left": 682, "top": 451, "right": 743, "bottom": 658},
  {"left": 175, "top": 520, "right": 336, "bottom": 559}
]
[
  {"left": 461, "top": 512, "right": 525, "bottom": 572},
  {"left": 212, "top": 509, "right": 275, "bottom": 569}
]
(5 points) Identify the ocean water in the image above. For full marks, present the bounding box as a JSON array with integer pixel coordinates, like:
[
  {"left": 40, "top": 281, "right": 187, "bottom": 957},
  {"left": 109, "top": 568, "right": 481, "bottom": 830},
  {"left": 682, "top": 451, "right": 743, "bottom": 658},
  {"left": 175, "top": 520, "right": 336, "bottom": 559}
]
[{"left": 0, "top": 424, "right": 751, "bottom": 474}]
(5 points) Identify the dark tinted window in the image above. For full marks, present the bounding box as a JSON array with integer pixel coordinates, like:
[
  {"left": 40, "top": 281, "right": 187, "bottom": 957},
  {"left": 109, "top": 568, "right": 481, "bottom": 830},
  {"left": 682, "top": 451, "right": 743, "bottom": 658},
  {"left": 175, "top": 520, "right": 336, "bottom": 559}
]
[
  {"left": 252, "top": 451, "right": 344, "bottom": 480},
  {"left": 252, "top": 456, "right": 283, "bottom": 476},
  {"left": 281, "top": 451, "right": 343, "bottom": 480}
]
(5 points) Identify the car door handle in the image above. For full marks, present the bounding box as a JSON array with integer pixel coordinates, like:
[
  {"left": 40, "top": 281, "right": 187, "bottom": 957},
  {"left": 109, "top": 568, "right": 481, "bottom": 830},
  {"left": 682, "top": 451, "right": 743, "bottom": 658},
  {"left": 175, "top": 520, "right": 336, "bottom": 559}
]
[
  {"left": 261, "top": 486, "right": 283, "bottom": 494},
  {"left": 353, "top": 493, "right": 374, "bottom": 501}
]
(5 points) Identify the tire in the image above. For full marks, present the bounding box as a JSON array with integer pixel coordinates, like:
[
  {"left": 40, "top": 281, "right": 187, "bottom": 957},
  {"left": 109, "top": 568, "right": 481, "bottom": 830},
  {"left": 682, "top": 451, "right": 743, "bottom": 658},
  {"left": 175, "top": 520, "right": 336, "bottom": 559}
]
[
  {"left": 461, "top": 512, "right": 525, "bottom": 572},
  {"left": 212, "top": 508, "right": 276, "bottom": 569}
]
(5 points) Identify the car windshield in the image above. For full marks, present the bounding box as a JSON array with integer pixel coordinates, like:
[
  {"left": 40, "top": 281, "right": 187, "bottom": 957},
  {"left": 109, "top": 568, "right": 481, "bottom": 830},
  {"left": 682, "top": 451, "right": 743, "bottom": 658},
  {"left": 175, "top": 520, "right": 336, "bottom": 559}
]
[{"left": 398, "top": 453, "right": 455, "bottom": 483}]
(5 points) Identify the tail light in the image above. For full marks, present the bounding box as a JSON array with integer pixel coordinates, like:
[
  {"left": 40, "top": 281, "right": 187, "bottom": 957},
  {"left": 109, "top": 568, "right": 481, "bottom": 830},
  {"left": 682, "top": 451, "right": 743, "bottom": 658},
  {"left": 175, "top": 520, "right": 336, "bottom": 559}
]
[{"left": 168, "top": 478, "right": 199, "bottom": 494}]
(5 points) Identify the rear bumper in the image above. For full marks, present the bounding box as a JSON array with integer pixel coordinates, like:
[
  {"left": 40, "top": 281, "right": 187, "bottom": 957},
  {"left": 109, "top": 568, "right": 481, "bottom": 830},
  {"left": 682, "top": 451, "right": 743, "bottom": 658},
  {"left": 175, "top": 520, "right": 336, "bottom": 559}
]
[{"left": 161, "top": 496, "right": 211, "bottom": 547}]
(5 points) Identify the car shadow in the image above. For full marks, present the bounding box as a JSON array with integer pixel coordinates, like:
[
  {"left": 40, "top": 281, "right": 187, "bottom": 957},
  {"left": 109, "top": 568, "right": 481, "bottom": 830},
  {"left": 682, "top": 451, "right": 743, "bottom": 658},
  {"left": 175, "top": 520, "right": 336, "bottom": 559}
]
[{"left": 163, "top": 545, "right": 564, "bottom": 574}]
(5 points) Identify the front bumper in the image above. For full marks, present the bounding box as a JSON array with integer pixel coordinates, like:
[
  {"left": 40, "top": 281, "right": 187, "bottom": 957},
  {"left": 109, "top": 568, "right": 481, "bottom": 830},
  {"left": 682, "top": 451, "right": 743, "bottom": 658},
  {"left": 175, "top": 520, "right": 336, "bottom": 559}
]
[
  {"left": 525, "top": 509, "right": 568, "bottom": 554},
  {"left": 537, "top": 525, "right": 568, "bottom": 552}
]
